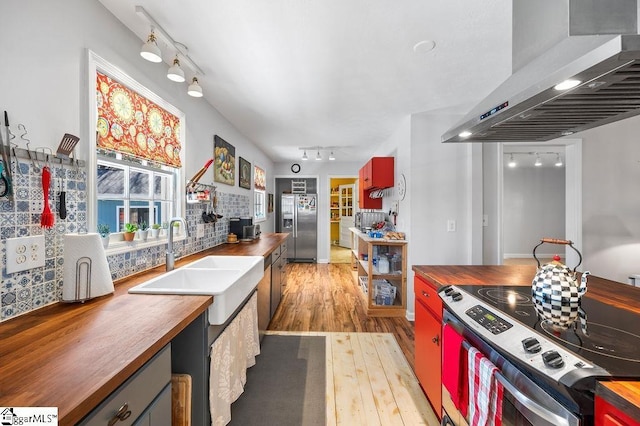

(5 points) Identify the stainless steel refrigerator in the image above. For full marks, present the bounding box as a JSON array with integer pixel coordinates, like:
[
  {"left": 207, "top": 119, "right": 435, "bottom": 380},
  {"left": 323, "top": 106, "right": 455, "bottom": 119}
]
[{"left": 280, "top": 194, "right": 317, "bottom": 262}]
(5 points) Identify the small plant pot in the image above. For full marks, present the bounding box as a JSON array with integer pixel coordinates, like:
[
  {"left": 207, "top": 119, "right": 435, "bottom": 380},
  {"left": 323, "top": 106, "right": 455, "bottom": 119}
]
[
  {"left": 123, "top": 232, "right": 136, "bottom": 242},
  {"left": 150, "top": 228, "right": 160, "bottom": 238},
  {"left": 101, "top": 236, "right": 110, "bottom": 249},
  {"left": 139, "top": 229, "right": 149, "bottom": 242}
]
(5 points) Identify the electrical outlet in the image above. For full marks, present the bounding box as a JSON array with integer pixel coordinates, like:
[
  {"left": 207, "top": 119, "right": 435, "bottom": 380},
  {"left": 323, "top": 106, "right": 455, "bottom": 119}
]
[
  {"left": 196, "top": 224, "right": 205, "bottom": 238},
  {"left": 6, "top": 235, "right": 46, "bottom": 273},
  {"left": 447, "top": 219, "right": 456, "bottom": 232}
]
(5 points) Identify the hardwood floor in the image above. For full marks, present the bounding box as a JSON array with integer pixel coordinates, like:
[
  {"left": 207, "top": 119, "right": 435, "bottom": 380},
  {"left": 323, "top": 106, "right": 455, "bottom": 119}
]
[{"left": 268, "top": 263, "right": 416, "bottom": 372}]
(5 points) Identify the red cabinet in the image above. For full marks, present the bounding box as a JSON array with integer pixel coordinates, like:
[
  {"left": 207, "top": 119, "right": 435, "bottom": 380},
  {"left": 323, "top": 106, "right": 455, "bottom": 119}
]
[
  {"left": 361, "top": 157, "right": 394, "bottom": 190},
  {"left": 595, "top": 394, "right": 640, "bottom": 426},
  {"left": 358, "top": 157, "right": 394, "bottom": 209},
  {"left": 414, "top": 276, "right": 442, "bottom": 419}
]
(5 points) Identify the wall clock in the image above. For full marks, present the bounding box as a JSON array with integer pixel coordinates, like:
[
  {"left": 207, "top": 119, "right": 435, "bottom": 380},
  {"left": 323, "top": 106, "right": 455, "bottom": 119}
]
[
  {"left": 291, "top": 163, "right": 301, "bottom": 174},
  {"left": 397, "top": 173, "right": 406, "bottom": 200}
]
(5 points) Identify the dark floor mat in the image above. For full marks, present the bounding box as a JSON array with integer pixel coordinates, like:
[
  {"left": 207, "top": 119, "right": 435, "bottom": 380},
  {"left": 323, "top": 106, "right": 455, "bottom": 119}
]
[{"left": 229, "top": 335, "right": 326, "bottom": 426}]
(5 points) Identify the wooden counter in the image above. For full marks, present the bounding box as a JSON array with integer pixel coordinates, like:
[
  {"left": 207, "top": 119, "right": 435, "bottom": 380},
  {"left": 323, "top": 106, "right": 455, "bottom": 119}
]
[
  {"left": 412, "top": 264, "right": 640, "bottom": 421},
  {"left": 0, "top": 233, "right": 288, "bottom": 425}
]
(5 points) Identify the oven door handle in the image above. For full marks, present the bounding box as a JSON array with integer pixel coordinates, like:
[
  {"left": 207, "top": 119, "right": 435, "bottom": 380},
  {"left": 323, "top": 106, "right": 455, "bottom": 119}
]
[{"left": 494, "top": 372, "right": 571, "bottom": 426}]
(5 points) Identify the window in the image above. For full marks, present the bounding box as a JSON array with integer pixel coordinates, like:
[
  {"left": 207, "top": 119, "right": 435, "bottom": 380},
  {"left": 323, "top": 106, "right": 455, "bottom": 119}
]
[
  {"left": 88, "top": 50, "right": 185, "bottom": 245},
  {"left": 254, "top": 189, "right": 266, "bottom": 222},
  {"left": 97, "top": 153, "right": 176, "bottom": 233}
]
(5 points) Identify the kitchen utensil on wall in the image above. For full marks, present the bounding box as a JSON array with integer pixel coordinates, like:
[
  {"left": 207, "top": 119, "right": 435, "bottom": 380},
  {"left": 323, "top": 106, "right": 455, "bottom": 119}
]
[
  {"left": 59, "top": 165, "right": 67, "bottom": 219},
  {"left": 531, "top": 238, "right": 590, "bottom": 331},
  {"left": 40, "top": 166, "right": 55, "bottom": 228},
  {"left": 55, "top": 133, "right": 79, "bottom": 158},
  {"left": 188, "top": 158, "right": 213, "bottom": 188},
  {"left": 1, "top": 111, "right": 13, "bottom": 200}
]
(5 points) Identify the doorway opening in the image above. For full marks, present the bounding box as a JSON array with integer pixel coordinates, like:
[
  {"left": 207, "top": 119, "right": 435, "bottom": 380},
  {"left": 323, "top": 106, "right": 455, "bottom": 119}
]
[{"left": 329, "top": 176, "right": 357, "bottom": 263}]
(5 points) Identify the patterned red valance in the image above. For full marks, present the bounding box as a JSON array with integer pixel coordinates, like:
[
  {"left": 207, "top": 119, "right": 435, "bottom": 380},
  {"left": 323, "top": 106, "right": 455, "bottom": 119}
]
[{"left": 96, "top": 72, "right": 182, "bottom": 168}]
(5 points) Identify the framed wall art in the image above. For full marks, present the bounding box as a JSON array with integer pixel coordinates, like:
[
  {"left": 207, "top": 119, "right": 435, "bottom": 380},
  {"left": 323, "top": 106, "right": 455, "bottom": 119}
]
[
  {"left": 213, "top": 135, "right": 235, "bottom": 185},
  {"left": 254, "top": 165, "right": 266, "bottom": 191},
  {"left": 239, "top": 157, "right": 251, "bottom": 189}
]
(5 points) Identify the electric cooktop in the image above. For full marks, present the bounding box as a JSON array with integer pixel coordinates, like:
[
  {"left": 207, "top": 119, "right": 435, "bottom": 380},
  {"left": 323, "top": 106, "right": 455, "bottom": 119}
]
[{"left": 454, "top": 285, "right": 640, "bottom": 379}]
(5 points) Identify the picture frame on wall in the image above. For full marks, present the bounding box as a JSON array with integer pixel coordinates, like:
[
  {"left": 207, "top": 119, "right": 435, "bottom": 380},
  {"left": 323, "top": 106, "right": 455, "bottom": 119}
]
[
  {"left": 239, "top": 157, "right": 251, "bottom": 189},
  {"left": 268, "top": 193, "right": 274, "bottom": 213},
  {"left": 213, "top": 135, "right": 235, "bottom": 185}
]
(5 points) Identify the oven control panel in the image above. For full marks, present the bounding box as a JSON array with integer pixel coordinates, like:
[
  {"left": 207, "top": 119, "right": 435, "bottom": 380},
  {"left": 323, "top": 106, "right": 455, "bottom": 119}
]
[
  {"left": 466, "top": 305, "right": 513, "bottom": 334},
  {"left": 440, "top": 285, "right": 598, "bottom": 384}
]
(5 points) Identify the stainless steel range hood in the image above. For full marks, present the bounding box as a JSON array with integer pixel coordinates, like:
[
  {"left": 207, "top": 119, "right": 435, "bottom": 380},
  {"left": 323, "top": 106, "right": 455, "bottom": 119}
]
[{"left": 443, "top": 0, "right": 640, "bottom": 143}]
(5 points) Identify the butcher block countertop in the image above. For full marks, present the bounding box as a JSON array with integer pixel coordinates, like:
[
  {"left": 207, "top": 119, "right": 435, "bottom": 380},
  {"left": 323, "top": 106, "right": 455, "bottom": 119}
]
[
  {"left": 412, "top": 264, "right": 640, "bottom": 419},
  {"left": 0, "top": 233, "right": 288, "bottom": 425}
]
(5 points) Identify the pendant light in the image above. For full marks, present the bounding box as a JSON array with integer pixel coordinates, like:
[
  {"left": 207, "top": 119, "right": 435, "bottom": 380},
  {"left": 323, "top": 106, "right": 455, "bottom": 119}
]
[
  {"left": 301, "top": 150, "right": 308, "bottom": 161},
  {"left": 508, "top": 154, "right": 517, "bottom": 168},
  {"left": 187, "top": 77, "right": 203, "bottom": 97},
  {"left": 329, "top": 151, "right": 335, "bottom": 161},
  {"left": 167, "top": 57, "right": 185, "bottom": 82},
  {"left": 315, "top": 150, "right": 322, "bottom": 161},
  {"left": 555, "top": 154, "right": 563, "bottom": 167},
  {"left": 140, "top": 30, "right": 162, "bottom": 63}
]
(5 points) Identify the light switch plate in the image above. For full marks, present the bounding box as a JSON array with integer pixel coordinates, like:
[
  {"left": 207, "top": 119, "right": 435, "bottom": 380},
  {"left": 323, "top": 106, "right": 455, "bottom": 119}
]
[
  {"left": 6, "top": 235, "right": 46, "bottom": 273},
  {"left": 196, "top": 224, "right": 205, "bottom": 238}
]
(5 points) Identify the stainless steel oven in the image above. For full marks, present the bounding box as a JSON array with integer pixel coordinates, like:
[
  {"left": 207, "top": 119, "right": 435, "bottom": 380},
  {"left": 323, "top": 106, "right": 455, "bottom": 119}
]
[
  {"left": 443, "top": 309, "right": 581, "bottom": 426},
  {"left": 438, "top": 283, "right": 626, "bottom": 426}
]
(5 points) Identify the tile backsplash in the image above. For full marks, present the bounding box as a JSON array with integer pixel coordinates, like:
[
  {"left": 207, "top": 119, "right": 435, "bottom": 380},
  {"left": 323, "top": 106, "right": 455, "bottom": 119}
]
[{"left": 0, "top": 160, "right": 250, "bottom": 322}]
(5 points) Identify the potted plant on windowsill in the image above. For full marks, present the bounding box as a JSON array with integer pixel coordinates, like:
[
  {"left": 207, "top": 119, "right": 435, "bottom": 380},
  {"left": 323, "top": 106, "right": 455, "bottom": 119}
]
[
  {"left": 123, "top": 223, "right": 138, "bottom": 242},
  {"left": 97, "top": 224, "right": 110, "bottom": 249},
  {"left": 138, "top": 221, "right": 149, "bottom": 242},
  {"left": 150, "top": 223, "right": 161, "bottom": 238}
]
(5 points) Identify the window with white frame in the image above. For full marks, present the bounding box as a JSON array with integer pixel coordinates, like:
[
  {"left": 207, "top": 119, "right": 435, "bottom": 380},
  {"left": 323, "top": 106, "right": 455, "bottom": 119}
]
[
  {"left": 254, "top": 189, "right": 266, "bottom": 222},
  {"left": 89, "top": 51, "right": 185, "bottom": 245}
]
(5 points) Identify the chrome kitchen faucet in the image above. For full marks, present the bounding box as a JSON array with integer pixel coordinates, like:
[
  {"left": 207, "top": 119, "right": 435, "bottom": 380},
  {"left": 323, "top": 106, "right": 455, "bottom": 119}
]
[{"left": 166, "top": 217, "right": 189, "bottom": 271}]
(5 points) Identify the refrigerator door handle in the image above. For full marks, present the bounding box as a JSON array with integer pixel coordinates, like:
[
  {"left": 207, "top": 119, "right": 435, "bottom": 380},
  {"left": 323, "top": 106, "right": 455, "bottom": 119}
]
[{"left": 293, "top": 198, "right": 297, "bottom": 238}]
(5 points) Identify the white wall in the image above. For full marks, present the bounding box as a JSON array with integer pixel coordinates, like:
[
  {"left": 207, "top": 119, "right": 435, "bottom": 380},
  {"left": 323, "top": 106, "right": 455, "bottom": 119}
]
[
  {"left": 579, "top": 114, "right": 640, "bottom": 282},
  {"left": 503, "top": 166, "right": 565, "bottom": 257},
  {"left": 1, "top": 0, "right": 275, "bottom": 232}
]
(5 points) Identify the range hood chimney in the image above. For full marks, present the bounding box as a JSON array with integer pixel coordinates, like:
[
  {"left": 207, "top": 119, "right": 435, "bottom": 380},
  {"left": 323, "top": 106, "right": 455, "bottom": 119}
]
[{"left": 443, "top": 0, "right": 640, "bottom": 143}]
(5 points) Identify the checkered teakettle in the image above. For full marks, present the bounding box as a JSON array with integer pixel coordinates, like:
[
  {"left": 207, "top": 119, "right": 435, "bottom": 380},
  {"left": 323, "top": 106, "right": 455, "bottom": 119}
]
[{"left": 531, "top": 238, "right": 590, "bottom": 331}]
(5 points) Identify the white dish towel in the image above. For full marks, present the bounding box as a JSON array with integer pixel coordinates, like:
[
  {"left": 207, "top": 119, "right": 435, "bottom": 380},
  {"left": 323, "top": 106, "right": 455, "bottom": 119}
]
[{"left": 467, "top": 346, "right": 503, "bottom": 426}]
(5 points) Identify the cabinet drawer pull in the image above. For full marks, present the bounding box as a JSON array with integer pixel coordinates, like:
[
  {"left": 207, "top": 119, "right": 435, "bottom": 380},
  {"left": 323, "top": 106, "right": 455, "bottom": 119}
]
[
  {"left": 108, "top": 403, "right": 132, "bottom": 425},
  {"left": 421, "top": 290, "right": 429, "bottom": 297},
  {"left": 432, "top": 335, "right": 440, "bottom": 346}
]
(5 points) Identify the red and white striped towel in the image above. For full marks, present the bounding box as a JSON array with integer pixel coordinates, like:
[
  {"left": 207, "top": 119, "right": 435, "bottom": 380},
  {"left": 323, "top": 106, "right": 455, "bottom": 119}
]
[{"left": 467, "top": 346, "right": 503, "bottom": 426}]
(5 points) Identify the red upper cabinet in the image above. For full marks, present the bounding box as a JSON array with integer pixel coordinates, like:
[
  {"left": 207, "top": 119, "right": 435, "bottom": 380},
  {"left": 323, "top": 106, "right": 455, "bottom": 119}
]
[
  {"left": 361, "top": 157, "right": 394, "bottom": 190},
  {"left": 358, "top": 157, "right": 394, "bottom": 209}
]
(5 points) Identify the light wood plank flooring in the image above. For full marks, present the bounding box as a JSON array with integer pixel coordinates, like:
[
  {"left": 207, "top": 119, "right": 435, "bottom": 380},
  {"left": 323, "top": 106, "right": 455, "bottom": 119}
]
[
  {"left": 266, "top": 331, "right": 439, "bottom": 426},
  {"left": 268, "top": 263, "right": 438, "bottom": 425}
]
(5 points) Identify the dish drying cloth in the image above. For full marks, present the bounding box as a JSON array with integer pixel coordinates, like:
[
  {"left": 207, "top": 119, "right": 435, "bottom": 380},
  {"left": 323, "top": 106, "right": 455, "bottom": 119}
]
[
  {"left": 442, "top": 324, "right": 468, "bottom": 417},
  {"left": 468, "top": 346, "right": 503, "bottom": 426}
]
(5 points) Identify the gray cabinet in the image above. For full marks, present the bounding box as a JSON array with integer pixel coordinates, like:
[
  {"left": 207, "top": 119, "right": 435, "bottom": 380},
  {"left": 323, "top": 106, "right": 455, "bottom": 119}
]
[
  {"left": 270, "top": 242, "right": 288, "bottom": 319},
  {"left": 79, "top": 344, "right": 171, "bottom": 426}
]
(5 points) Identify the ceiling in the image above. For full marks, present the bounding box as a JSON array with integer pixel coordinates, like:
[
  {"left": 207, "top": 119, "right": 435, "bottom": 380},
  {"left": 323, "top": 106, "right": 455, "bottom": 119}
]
[{"left": 98, "top": 0, "right": 512, "bottom": 163}]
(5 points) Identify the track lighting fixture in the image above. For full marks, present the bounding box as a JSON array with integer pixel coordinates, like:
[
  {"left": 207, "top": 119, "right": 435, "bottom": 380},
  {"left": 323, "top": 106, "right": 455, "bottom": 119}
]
[
  {"left": 302, "top": 150, "right": 308, "bottom": 161},
  {"left": 167, "top": 57, "right": 185, "bottom": 82},
  {"left": 329, "top": 151, "right": 335, "bottom": 161},
  {"left": 315, "top": 150, "right": 322, "bottom": 161},
  {"left": 534, "top": 155, "right": 542, "bottom": 167},
  {"left": 299, "top": 146, "right": 340, "bottom": 161},
  {"left": 135, "top": 6, "right": 205, "bottom": 98},
  {"left": 140, "top": 30, "right": 162, "bottom": 63},
  {"left": 187, "top": 77, "right": 203, "bottom": 97}
]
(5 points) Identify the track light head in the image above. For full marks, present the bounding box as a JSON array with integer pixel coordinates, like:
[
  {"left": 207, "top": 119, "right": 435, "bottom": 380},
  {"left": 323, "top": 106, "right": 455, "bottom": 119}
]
[
  {"left": 555, "top": 154, "right": 563, "bottom": 167},
  {"left": 187, "top": 77, "right": 203, "bottom": 97},
  {"left": 507, "top": 154, "right": 517, "bottom": 168},
  {"left": 315, "top": 150, "right": 322, "bottom": 161},
  {"left": 329, "top": 151, "right": 335, "bottom": 161},
  {"left": 167, "top": 57, "right": 185, "bottom": 82},
  {"left": 302, "top": 150, "right": 308, "bottom": 161},
  {"left": 140, "top": 30, "right": 162, "bottom": 63},
  {"left": 534, "top": 155, "right": 542, "bottom": 167}
]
